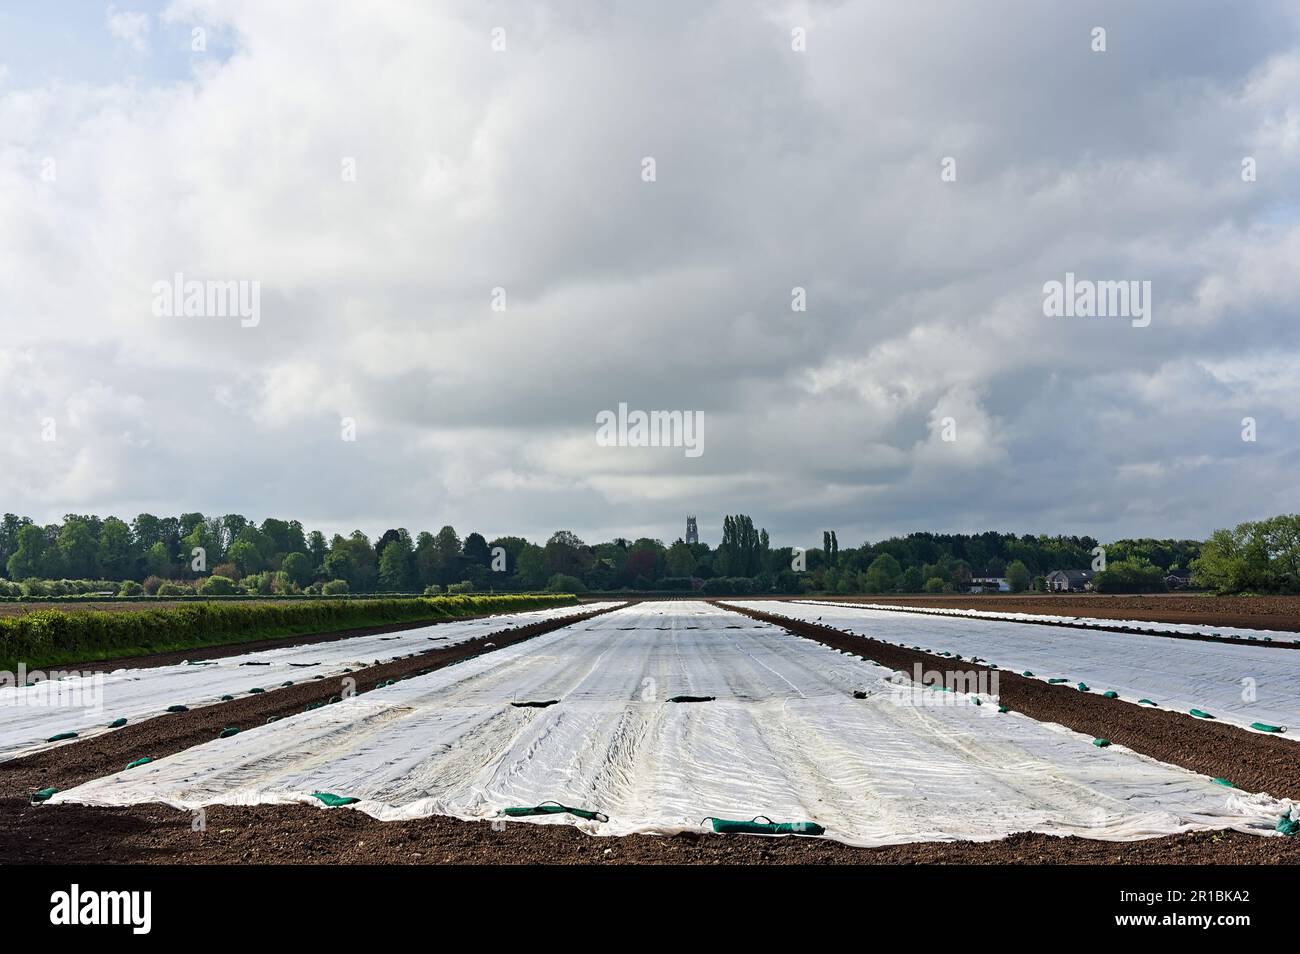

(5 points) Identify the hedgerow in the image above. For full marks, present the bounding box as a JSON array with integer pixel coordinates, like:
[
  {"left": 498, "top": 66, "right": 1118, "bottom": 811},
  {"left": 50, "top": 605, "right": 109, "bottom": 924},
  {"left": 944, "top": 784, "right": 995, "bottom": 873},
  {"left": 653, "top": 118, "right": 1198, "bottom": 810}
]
[{"left": 0, "top": 593, "right": 577, "bottom": 670}]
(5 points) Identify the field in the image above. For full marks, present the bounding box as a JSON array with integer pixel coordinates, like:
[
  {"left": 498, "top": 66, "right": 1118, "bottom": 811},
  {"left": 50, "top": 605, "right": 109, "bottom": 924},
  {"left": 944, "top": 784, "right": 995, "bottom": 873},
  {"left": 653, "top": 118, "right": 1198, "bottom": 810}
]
[
  {"left": 797, "top": 593, "right": 1300, "bottom": 632},
  {"left": 3, "top": 597, "right": 1298, "bottom": 864}
]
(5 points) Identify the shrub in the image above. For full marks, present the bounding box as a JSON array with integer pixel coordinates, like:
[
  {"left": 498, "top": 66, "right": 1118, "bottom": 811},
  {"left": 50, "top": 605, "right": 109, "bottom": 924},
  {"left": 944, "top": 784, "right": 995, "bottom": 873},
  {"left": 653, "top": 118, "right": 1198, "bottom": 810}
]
[
  {"left": 198, "top": 575, "right": 239, "bottom": 596},
  {"left": 546, "top": 574, "right": 585, "bottom": 594},
  {"left": 447, "top": 580, "right": 475, "bottom": 594},
  {"left": 155, "top": 582, "right": 194, "bottom": 597},
  {"left": 321, "top": 580, "right": 350, "bottom": 595},
  {"left": 923, "top": 576, "right": 945, "bottom": 594},
  {"left": 142, "top": 576, "right": 165, "bottom": 596},
  {"left": 422, "top": 584, "right": 443, "bottom": 596},
  {"left": 118, "top": 580, "right": 144, "bottom": 596}
]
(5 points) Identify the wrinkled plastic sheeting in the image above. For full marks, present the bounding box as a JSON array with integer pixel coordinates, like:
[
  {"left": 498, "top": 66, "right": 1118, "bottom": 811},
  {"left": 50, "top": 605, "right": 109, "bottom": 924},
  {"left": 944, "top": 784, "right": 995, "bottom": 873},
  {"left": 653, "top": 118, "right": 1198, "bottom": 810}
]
[
  {"left": 55, "top": 602, "right": 1292, "bottom": 847},
  {"left": 808, "top": 600, "right": 1300, "bottom": 645},
  {"left": 0, "top": 602, "right": 623, "bottom": 763},
  {"left": 732, "top": 600, "right": 1300, "bottom": 739}
]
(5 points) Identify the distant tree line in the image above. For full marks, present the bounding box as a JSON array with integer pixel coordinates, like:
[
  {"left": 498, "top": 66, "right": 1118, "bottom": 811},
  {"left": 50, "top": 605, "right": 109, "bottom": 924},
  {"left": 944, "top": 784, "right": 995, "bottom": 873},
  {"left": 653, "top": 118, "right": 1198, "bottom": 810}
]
[
  {"left": 0, "top": 510, "right": 1233, "bottom": 597},
  {"left": 1191, "top": 515, "right": 1300, "bottom": 594}
]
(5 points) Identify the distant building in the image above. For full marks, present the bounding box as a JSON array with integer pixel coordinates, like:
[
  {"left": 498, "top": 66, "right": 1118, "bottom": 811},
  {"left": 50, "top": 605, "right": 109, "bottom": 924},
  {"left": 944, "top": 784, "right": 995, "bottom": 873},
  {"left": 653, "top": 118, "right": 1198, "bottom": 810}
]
[
  {"left": 1164, "top": 570, "right": 1193, "bottom": 590},
  {"left": 1045, "top": 569, "right": 1095, "bottom": 592},
  {"left": 685, "top": 516, "right": 698, "bottom": 545},
  {"left": 970, "top": 576, "right": 1010, "bottom": 593}
]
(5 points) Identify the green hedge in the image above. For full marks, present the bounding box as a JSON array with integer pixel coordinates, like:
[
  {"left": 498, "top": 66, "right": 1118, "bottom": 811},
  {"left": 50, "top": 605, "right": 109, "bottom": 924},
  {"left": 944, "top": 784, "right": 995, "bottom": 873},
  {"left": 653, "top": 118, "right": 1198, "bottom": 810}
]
[{"left": 0, "top": 593, "right": 577, "bottom": 671}]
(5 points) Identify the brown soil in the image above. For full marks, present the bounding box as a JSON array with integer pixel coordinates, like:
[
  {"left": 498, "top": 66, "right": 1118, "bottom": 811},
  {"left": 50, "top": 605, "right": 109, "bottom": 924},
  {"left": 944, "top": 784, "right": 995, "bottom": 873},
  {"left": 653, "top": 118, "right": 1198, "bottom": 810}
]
[
  {"left": 722, "top": 602, "right": 1300, "bottom": 800},
  {"left": 794, "top": 594, "right": 1300, "bottom": 633},
  {"left": 0, "top": 603, "right": 622, "bottom": 799},
  {"left": 2, "top": 799, "right": 1295, "bottom": 864}
]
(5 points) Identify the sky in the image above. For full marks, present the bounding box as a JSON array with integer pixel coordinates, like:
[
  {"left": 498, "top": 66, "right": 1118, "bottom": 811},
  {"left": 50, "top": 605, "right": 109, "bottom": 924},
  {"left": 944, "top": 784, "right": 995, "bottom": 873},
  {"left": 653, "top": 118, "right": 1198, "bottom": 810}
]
[{"left": 1, "top": 1, "right": 1299, "bottom": 548}]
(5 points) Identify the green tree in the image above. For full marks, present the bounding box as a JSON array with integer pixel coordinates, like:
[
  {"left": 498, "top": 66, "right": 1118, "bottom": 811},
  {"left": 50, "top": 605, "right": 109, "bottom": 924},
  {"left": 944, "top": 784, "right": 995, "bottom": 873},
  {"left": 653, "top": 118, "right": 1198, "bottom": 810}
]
[
  {"left": 281, "top": 552, "right": 313, "bottom": 588},
  {"left": 1006, "top": 560, "right": 1031, "bottom": 593},
  {"left": 516, "top": 543, "right": 549, "bottom": 589},
  {"left": 226, "top": 539, "right": 263, "bottom": 575},
  {"left": 665, "top": 539, "right": 698, "bottom": 577},
  {"left": 98, "top": 517, "right": 136, "bottom": 579},
  {"left": 6, "top": 524, "right": 47, "bottom": 579},
  {"left": 863, "top": 553, "right": 902, "bottom": 593},
  {"left": 58, "top": 517, "right": 99, "bottom": 578},
  {"left": 378, "top": 530, "right": 416, "bottom": 591}
]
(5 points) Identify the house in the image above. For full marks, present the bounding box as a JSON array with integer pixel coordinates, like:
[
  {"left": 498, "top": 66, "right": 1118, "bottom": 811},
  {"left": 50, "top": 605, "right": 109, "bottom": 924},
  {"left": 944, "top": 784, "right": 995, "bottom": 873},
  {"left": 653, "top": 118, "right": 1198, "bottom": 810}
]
[
  {"left": 1045, "top": 569, "right": 1094, "bottom": 592},
  {"left": 970, "top": 576, "right": 1010, "bottom": 593},
  {"left": 1164, "top": 570, "right": 1193, "bottom": 590}
]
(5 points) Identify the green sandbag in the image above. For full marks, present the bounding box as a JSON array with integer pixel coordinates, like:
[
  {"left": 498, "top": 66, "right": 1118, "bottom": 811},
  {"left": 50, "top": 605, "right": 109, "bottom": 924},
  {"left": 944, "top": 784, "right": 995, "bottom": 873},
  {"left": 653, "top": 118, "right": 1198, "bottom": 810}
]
[
  {"left": 108, "top": 718, "right": 128, "bottom": 728},
  {"left": 997, "top": 705, "right": 1009, "bottom": 713},
  {"left": 125, "top": 757, "right": 153, "bottom": 770},
  {"left": 1189, "top": 709, "right": 1215, "bottom": 719},
  {"left": 310, "top": 791, "right": 360, "bottom": 807},
  {"left": 1102, "top": 691, "right": 1118, "bottom": 699},
  {"left": 166, "top": 705, "right": 189, "bottom": 713},
  {"left": 1277, "top": 814, "right": 1300, "bottom": 836},
  {"left": 707, "top": 816, "right": 826, "bottom": 836},
  {"left": 1092, "top": 738, "right": 1111, "bottom": 747},
  {"left": 501, "top": 801, "right": 609, "bottom": 823},
  {"left": 46, "top": 732, "right": 78, "bottom": 742},
  {"left": 1048, "top": 678, "right": 1068, "bottom": 684},
  {"left": 220, "top": 695, "right": 234, "bottom": 702},
  {"left": 1212, "top": 777, "right": 1235, "bottom": 788},
  {"left": 266, "top": 716, "right": 282, "bottom": 724},
  {"left": 1138, "top": 698, "right": 1157, "bottom": 706},
  {"left": 248, "top": 687, "right": 265, "bottom": 694},
  {"left": 218, "top": 727, "right": 240, "bottom": 738},
  {"left": 1021, "top": 671, "right": 1034, "bottom": 677},
  {"left": 31, "top": 787, "right": 58, "bottom": 803},
  {"left": 1251, "top": 722, "right": 1286, "bottom": 733},
  {"left": 1076, "top": 682, "right": 1090, "bottom": 692}
]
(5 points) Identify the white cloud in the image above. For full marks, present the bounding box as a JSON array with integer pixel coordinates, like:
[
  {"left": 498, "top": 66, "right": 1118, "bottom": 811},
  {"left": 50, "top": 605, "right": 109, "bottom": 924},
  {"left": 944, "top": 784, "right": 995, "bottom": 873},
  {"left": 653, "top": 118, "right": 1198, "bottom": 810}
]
[
  {"left": 106, "top": 7, "right": 151, "bottom": 54},
  {"left": 1, "top": 1, "right": 1299, "bottom": 543}
]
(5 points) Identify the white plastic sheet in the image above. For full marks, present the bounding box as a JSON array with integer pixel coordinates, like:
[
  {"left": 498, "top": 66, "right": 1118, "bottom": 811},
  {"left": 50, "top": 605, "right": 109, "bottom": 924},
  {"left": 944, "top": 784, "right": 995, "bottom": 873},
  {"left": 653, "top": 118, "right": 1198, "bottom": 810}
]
[
  {"left": 831, "top": 600, "right": 1300, "bottom": 645},
  {"left": 0, "top": 602, "right": 620, "bottom": 763},
  {"left": 55, "top": 601, "right": 1293, "bottom": 846},
  {"left": 732, "top": 600, "right": 1300, "bottom": 737}
]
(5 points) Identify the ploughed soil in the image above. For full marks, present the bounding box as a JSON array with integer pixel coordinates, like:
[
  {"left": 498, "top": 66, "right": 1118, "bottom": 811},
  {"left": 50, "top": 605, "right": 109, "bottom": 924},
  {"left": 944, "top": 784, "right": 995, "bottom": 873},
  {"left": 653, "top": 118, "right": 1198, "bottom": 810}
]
[
  {"left": 5, "top": 597, "right": 1296, "bottom": 866},
  {"left": 723, "top": 603, "right": 1300, "bottom": 801},
  {"left": 2, "top": 799, "right": 1297, "bottom": 864},
  {"left": 786, "top": 594, "right": 1300, "bottom": 633},
  {"left": 0, "top": 603, "right": 621, "bottom": 799}
]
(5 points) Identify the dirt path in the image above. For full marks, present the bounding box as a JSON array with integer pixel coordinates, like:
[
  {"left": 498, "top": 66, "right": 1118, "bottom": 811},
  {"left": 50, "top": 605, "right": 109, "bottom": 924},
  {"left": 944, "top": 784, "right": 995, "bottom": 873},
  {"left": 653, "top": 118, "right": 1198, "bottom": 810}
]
[{"left": 721, "top": 602, "right": 1300, "bottom": 800}]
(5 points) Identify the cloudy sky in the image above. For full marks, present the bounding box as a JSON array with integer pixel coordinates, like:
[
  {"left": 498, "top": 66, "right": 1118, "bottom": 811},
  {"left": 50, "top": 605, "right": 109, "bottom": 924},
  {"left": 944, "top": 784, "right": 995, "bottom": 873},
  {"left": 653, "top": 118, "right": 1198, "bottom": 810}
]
[{"left": 2, "top": 1, "right": 1298, "bottom": 548}]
